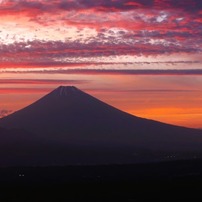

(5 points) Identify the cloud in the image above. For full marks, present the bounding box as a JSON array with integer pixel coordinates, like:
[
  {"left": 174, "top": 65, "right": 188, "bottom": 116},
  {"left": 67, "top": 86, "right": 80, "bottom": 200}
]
[
  {"left": 0, "top": 79, "right": 89, "bottom": 85},
  {"left": 83, "top": 88, "right": 197, "bottom": 93},
  {"left": 0, "top": 0, "right": 201, "bottom": 70},
  {"left": 2, "top": 68, "right": 202, "bottom": 75},
  {"left": 0, "top": 0, "right": 201, "bottom": 14},
  {"left": 0, "top": 87, "right": 52, "bottom": 94},
  {"left": 0, "top": 38, "right": 201, "bottom": 68}
]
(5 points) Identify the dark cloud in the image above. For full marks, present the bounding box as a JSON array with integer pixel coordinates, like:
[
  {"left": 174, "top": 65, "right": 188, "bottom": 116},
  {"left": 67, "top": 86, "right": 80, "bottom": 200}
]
[
  {"left": 131, "top": 30, "right": 202, "bottom": 39},
  {"left": 4, "top": 69, "right": 202, "bottom": 75},
  {"left": 0, "top": 0, "right": 201, "bottom": 14},
  {"left": 0, "top": 88, "right": 52, "bottom": 94},
  {"left": 0, "top": 38, "right": 201, "bottom": 67},
  {"left": 154, "top": 0, "right": 202, "bottom": 11},
  {"left": 83, "top": 88, "right": 197, "bottom": 93},
  {"left": 63, "top": 69, "right": 202, "bottom": 75},
  {"left": 0, "top": 79, "right": 89, "bottom": 85}
]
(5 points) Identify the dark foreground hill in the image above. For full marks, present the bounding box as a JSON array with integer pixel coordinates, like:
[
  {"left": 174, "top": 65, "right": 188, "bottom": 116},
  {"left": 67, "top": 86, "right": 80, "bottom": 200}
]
[
  {"left": 1, "top": 160, "right": 202, "bottom": 201},
  {"left": 0, "top": 86, "right": 202, "bottom": 166}
]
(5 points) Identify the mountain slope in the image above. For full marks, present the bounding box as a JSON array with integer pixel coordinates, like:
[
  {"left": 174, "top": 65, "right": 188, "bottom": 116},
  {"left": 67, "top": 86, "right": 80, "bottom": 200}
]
[{"left": 0, "top": 86, "right": 202, "bottom": 166}]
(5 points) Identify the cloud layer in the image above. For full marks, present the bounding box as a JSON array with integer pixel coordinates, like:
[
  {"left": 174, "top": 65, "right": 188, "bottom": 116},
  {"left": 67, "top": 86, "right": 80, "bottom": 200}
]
[{"left": 0, "top": 0, "right": 201, "bottom": 70}]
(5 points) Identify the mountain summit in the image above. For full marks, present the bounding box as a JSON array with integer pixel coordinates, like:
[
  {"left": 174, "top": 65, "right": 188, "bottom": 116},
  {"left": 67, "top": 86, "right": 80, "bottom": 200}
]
[
  {"left": 0, "top": 86, "right": 202, "bottom": 166},
  {"left": 0, "top": 85, "right": 144, "bottom": 136},
  {"left": 50, "top": 86, "right": 83, "bottom": 97}
]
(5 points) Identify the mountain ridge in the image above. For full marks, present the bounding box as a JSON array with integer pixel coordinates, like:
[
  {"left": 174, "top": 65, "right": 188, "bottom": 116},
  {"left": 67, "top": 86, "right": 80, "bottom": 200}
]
[
  {"left": 0, "top": 86, "right": 202, "bottom": 166},
  {"left": 0, "top": 85, "right": 193, "bottom": 131}
]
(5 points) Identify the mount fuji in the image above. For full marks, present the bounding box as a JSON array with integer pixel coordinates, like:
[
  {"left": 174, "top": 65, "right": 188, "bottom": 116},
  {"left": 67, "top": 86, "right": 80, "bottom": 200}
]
[{"left": 0, "top": 86, "right": 202, "bottom": 166}]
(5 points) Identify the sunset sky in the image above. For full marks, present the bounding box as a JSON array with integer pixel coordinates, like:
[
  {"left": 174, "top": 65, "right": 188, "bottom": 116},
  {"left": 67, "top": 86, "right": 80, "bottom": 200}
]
[{"left": 0, "top": 0, "right": 201, "bottom": 128}]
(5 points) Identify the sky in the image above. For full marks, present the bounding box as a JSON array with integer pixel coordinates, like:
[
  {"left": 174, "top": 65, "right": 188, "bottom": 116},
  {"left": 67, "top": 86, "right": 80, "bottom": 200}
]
[{"left": 0, "top": 0, "right": 202, "bottom": 128}]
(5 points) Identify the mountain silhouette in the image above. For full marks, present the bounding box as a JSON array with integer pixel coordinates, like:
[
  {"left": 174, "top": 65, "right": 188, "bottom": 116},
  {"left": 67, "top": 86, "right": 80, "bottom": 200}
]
[{"left": 0, "top": 86, "right": 202, "bottom": 166}]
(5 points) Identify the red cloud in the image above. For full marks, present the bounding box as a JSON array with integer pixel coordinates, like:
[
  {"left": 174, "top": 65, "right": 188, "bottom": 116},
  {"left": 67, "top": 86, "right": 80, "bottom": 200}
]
[
  {"left": 0, "top": 0, "right": 201, "bottom": 69},
  {"left": 0, "top": 0, "right": 201, "bottom": 16}
]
